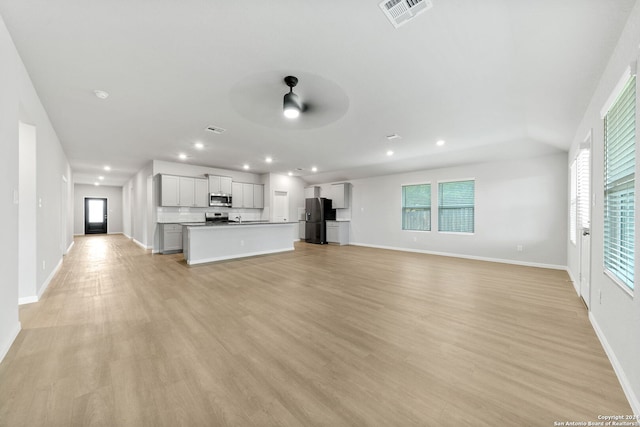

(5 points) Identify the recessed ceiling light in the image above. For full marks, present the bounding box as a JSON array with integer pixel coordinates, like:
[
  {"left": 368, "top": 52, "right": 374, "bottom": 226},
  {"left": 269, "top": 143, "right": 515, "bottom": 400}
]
[
  {"left": 243, "top": 164, "right": 250, "bottom": 170},
  {"left": 386, "top": 134, "right": 402, "bottom": 140},
  {"left": 265, "top": 156, "right": 273, "bottom": 163},
  {"left": 288, "top": 171, "right": 293, "bottom": 176},
  {"left": 98, "top": 176, "right": 104, "bottom": 180},
  {"left": 436, "top": 140, "right": 446, "bottom": 146},
  {"left": 387, "top": 150, "right": 394, "bottom": 156},
  {"left": 94, "top": 90, "right": 109, "bottom": 99},
  {"left": 94, "top": 182, "right": 100, "bottom": 186},
  {"left": 311, "top": 166, "right": 318, "bottom": 172},
  {"left": 104, "top": 165, "right": 111, "bottom": 171},
  {"left": 194, "top": 142, "right": 204, "bottom": 150},
  {"left": 179, "top": 153, "right": 187, "bottom": 160}
]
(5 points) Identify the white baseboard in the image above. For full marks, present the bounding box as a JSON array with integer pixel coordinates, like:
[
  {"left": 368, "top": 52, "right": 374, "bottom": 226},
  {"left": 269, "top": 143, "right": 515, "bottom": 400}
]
[
  {"left": 18, "top": 296, "right": 38, "bottom": 305},
  {"left": 65, "top": 240, "right": 74, "bottom": 255},
  {"left": 18, "top": 257, "right": 63, "bottom": 305},
  {"left": 349, "top": 242, "right": 567, "bottom": 270},
  {"left": 132, "top": 239, "right": 152, "bottom": 250},
  {"left": 0, "top": 321, "right": 21, "bottom": 364},
  {"left": 123, "top": 233, "right": 132, "bottom": 239},
  {"left": 565, "top": 267, "right": 580, "bottom": 295},
  {"left": 589, "top": 313, "right": 640, "bottom": 416}
]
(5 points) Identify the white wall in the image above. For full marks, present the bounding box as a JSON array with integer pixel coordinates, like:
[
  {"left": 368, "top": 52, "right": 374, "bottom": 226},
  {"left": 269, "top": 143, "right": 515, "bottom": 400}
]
[
  {"left": 18, "top": 122, "right": 36, "bottom": 301},
  {"left": 267, "top": 173, "right": 306, "bottom": 223},
  {"left": 331, "top": 152, "right": 567, "bottom": 268},
  {"left": 0, "top": 13, "right": 21, "bottom": 363},
  {"left": 0, "top": 13, "right": 72, "bottom": 361},
  {"left": 566, "top": 0, "right": 640, "bottom": 415},
  {"left": 73, "top": 184, "right": 123, "bottom": 235},
  {"left": 123, "top": 181, "right": 132, "bottom": 238},
  {"left": 125, "top": 162, "right": 153, "bottom": 249}
]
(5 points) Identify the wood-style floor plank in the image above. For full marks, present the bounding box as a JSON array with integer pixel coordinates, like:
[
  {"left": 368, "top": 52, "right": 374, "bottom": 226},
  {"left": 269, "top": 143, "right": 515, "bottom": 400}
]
[{"left": 0, "top": 235, "right": 631, "bottom": 426}]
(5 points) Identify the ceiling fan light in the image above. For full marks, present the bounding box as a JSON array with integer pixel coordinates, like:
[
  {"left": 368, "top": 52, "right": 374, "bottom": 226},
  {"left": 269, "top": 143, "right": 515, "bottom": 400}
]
[{"left": 283, "top": 91, "right": 301, "bottom": 119}]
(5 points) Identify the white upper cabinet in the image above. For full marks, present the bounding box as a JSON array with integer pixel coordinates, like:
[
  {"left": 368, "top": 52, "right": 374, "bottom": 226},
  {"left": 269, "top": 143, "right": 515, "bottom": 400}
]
[
  {"left": 232, "top": 182, "right": 264, "bottom": 209},
  {"left": 179, "top": 177, "right": 195, "bottom": 207},
  {"left": 331, "top": 183, "right": 351, "bottom": 209},
  {"left": 208, "top": 175, "right": 232, "bottom": 195},
  {"left": 242, "top": 183, "right": 254, "bottom": 208},
  {"left": 160, "top": 174, "right": 208, "bottom": 207},
  {"left": 253, "top": 184, "right": 264, "bottom": 209},
  {"left": 231, "top": 182, "right": 243, "bottom": 208},
  {"left": 194, "top": 178, "right": 208, "bottom": 207},
  {"left": 160, "top": 175, "right": 180, "bottom": 206}
]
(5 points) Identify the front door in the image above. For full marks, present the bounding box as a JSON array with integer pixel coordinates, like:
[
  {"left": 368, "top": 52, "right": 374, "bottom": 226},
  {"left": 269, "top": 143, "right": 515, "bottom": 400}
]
[{"left": 84, "top": 198, "right": 107, "bottom": 234}]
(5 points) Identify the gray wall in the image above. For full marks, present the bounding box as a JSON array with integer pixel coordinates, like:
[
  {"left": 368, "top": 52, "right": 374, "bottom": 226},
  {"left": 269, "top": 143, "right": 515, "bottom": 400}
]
[
  {"left": 332, "top": 152, "right": 568, "bottom": 268},
  {"left": 566, "top": 0, "right": 640, "bottom": 414},
  {"left": 0, "top": 13, "right": 73, "bottom": 361},
  {"left": 74, "top": 184, "right": 123, "bottom": 235}
]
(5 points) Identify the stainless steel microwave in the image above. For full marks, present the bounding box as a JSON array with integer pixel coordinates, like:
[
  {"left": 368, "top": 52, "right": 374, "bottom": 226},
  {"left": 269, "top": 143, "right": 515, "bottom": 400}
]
[{"left": 209, "top": 193, "right": 232, "bottom": 207}]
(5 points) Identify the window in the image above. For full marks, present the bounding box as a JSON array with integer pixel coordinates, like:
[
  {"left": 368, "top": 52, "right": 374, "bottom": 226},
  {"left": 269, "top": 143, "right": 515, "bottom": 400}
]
[
  {"left": 402, "top": 184, "right": 431, "bottom": 231},
  {"left": 438, "top": 180, "right": 474, "bottom": 233},
  {"left": 569, "top": 160, "right": 577, "bottom": 244},
  {"left": 604, "top": 75, "right": 635, "bottom": 291}
]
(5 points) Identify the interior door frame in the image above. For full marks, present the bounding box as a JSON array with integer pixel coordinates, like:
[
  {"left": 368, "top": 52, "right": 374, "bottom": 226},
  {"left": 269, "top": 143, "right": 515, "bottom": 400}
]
[
  {"left": 84, "top": 197, "right": 108, "bottom": 234},
  {"left": 578, "top": 130, "right": 592, "bottom": 309},
  {"left": 273, "top": 190, "right": 289, "bottom": 222}
]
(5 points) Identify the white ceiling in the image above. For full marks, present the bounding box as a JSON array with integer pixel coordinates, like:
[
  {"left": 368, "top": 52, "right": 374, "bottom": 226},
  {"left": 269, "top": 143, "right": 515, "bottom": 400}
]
[{"left": 0, "top": 0, "right": 635, "bottom": 186}]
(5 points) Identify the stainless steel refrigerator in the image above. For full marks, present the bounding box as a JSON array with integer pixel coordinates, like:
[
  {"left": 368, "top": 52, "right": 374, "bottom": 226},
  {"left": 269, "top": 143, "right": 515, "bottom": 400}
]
[{"left": 305, "top": 198, "right": 334, "bottom": 244}]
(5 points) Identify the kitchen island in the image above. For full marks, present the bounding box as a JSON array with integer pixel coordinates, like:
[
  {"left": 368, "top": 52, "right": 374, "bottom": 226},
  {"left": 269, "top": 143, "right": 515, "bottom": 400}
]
[{"left": 182, "top": 221, "right": 298, "bottom": 265}]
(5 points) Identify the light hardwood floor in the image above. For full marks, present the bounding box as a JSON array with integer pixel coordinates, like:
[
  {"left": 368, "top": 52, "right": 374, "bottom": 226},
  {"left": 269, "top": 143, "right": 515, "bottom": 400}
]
[{"left": 0, "top": 235, "right": 631, "bottom": 426}]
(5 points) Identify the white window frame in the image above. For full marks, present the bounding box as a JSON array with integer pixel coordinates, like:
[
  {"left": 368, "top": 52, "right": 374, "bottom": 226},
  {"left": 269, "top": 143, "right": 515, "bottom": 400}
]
[
  {"left": 437, "top": 178, "right": 475, "bottom": 235},
  {"left": 401, "top": 182, "right": 432, "bottom": 232},
  {"left": 601, "top": 65, "right": 636, "bottom": 295}
]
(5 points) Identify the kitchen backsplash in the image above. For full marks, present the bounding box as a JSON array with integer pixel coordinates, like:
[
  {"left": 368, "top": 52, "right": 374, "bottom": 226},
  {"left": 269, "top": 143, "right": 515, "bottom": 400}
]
[{"left": 157, "top": 207, "right": 264, "bottom": 223}]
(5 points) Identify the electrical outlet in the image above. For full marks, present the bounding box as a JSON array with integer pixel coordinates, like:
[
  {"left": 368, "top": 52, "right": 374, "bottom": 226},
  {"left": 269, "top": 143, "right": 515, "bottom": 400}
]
[
  {"left": 599, "top": 290, "right": 602, "bottom": 304},
  {"left": 517, "top": 245, "right": 523, "bottom": 252},
  {"left": 42, "top": 260, "right": 45, "bottom": 270},
  {"left": 38, "top": 197, "right": 42, "bottom": 208},
  {"left": 240, "top": 240, "right": 245, "bottom": 247},
  {"left": 413, "top": 236, "right": 417, "bottom": 242}
]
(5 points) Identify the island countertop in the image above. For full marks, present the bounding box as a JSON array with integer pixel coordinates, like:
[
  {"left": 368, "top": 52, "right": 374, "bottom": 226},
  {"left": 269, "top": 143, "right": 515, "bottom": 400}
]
[{"left": 182, "top": 221, "right": 298, "bottom": 265}]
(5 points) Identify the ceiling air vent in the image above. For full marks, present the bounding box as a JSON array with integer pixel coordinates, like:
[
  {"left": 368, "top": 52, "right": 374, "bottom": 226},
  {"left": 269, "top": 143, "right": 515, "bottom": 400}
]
[
  {"left": 205, "top": 126, "right": 226, "bottom": 134},
  {"left": 379, "top": 0, "right": 433, "bottom": 29}
]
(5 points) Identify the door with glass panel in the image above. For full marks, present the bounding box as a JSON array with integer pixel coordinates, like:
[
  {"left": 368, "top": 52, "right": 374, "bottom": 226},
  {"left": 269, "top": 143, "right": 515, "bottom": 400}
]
[{"left": 84, "top": 198, "right": 108, "bottom": 234}]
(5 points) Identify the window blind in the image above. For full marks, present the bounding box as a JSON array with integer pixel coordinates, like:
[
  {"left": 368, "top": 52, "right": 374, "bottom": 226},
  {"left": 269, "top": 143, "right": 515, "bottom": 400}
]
[
  {"left": 402, "top": 184, "right": 431, "bottom": 231},
  {"left": 604, "top": 75, "right": 635, "bottom": 291},
  {"left": 438, "top": 180, "right": 474, "bottom": 233}
]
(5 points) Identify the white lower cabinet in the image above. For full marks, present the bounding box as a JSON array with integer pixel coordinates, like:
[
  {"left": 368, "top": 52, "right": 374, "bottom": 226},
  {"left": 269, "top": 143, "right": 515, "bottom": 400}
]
[
  {"left": 159, "top": 223, "right": 183, "bottom": 253},
  {"left": 326, "top": 221, "right": 349, "bottom": 245}
]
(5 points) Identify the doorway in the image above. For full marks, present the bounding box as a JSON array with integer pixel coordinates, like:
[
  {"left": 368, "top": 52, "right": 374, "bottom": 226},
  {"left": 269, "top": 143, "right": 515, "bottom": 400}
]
[
  {"left": 274, "top": 191, "right": 289, "bottom": 222},
  {"left": 578, "top": 135, "right": 591, "bottom": 308},
  {"left": 84, "top": 198, "right": 108, "bottom": 234}
]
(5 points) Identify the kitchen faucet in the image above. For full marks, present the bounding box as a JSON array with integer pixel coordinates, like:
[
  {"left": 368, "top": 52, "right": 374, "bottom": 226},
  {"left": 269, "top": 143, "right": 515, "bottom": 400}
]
[{"left": 235, "top": 215, "right": 242, "bottom": 223}]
